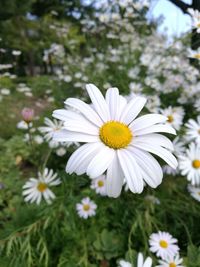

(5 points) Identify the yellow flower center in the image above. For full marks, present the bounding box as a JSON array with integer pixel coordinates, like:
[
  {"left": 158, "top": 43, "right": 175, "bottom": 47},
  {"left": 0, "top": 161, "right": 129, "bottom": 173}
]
[
  {"left": 192, "top": 160, "right": 200, "bottom": 169},
  {"left": 169, "top": 263, "right": 176, "bottom": 267},
  {"left": 197, "top": 23, "right": 200, "bottom": 28},
  {"left": 194, "top": 53, "right": 200, "bottom": 59},
  {"left": 198, "top": 129, "right": 200, "bottom": 134},
  {"left": 167, "top": 115, "right": 174, "bottom": 123},
  {"left": 99, "top": 121, "right": 132, "bottom": 149},
  {"left": 37, "top": 182, "right": 47, "bottom": 192},
  {"left": 83, "top": 204, "right": 90, "bottom": 211},
  {"left": 98, "top": 180, "right": 104, "bottom": 187},
  {"left": 159, "top": 240, "right": 168, "bottom": 248}
]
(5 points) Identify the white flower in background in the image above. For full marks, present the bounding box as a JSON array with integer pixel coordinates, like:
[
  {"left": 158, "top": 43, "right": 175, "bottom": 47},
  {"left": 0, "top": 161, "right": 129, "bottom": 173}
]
[
  {"left": 188, "top": 8, "right": 200, "bottom": 33},
  {"left": 12, "top": 50, "right": 21, "bottom": 56},
  {"left": 146, "top": 95, "right": 161, "bottom": 113},
  {"left": 185, "top": 116, "right": 200, "bottom": 144},
  {"left": 39, "top": 117, "right": 63, "bottom": 141},
  {"left": 119, "top": 253, "right": 152, "bottom": 267},
  {"left": 34, "top": 135, "right": 44, "bottom": 144},
  {"left": 179, "top": 143, "right": 200, "bottom": 185},
  {"left": 194, "top": 98, "right": 200, "bottom": 112},
  {"left": 53, "top": 84, "right": 177, "bottom": 198},
  {"left": 188, "top": 184, "right": 200, "bottom": 202},
  {"left": 56, "top": 147, "right": 67, "bottom": 156},
  {"left": 149, "top": 231, "right": 179, "bottom": 260},
  {"left": 22, "top": 168, "right": 61, "bottom": 205},
  {"left": 172, "top": 137, "right": 185, "bottom": 156},
  {"left": 90, "top": 175, "right": 107, "bottom": 196},
  {"left": 145, "top": 195, "right": 160, "bottom": 205},
  {"left": 1, "top": 88, "right": 10, "bottom": 95},
  {"left": 17, "top": 120, "right": 32, "bottom": 130},
  {"left": 76, "top": 197, "right": 97, "bottom": 219},
  {"left": 160, "top": 106, "right": 184, "bottom": 131},
  {"left": 156, "top": 254, "right": 184, "bottom": 267},
  {"left": 118, "top": 260, "right": 132, "bottom": 267},
  {"left": 188, "top": 48, "right": 200, "bottom": 60}
]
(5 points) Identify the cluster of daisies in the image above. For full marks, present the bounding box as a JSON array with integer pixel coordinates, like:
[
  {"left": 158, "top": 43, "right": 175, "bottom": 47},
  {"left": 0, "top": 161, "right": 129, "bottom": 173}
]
[{"left": 118, "top": 231, "right": 184, "bottom": 267}]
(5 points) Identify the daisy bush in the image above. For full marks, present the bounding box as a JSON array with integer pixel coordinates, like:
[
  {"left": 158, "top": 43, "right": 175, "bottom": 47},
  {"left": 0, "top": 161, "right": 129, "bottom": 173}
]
[{"left": 1, "top": 0, "right": 200, "bottom": 266}]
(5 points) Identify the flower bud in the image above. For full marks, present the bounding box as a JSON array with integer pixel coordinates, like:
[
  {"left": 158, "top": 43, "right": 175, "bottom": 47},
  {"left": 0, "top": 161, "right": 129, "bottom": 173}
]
[{"left": 21, "top": 108, "right": 34, "bottom": 123}]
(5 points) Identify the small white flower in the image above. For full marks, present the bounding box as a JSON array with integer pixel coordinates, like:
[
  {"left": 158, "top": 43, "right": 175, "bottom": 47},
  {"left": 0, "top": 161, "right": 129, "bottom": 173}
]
[
  {"left": 119, "top": 253, "right": 152, "bottom": 267},
  {"left": 179, "top": 143, "right": 200, "bottom": 185},
  {"left": 76, "top": 197, "right": 97, "bottom": 219},
  {"left": 17, "top": 120, "right": 32, "bottom": 130},
  {"left": 56, "top": 147, "right": 66, "bottom": 156},
  {"left": 90, "top": 175, "right": 107, "bottom": 196},
  {"left": 188, "top": 184, "right": 200, "bottom": 202},
  {"left": 185, "top": 116, "right": 200, "bottom": 144},
  {"left": 156, "top": 254, "right": 184, "bottom": 267},
  {"left": 160, "top": 106, "right": 184, "bottom": 131},
  {"left": 149, "top": 231, "right": 179, "bottom": 260},
  {"left": 118, "top": 260, "right": 132, "bottom": 267},
  {"left": 22, "top": 168, "right": 61, "bottom": 205},
  {"left": 1, "top": 88, "right": 10, "bottom": 95},
  {"left": 188, "top": 8, "right": 200, "bottom": 33},
  {"left": 39, "top": 117, "right": 63, "bottom": 142}
]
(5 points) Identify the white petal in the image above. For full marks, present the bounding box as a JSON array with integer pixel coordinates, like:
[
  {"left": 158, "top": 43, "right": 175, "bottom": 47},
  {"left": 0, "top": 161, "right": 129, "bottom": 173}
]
[
  {"left": 130, "top": 114, "right": 167, "bottom": 131},
  {"left": 134, "top": 124, "right": 176, "bottom": 136},
  {"left": 53, "top": 129, "right": 99, "bottom": 143},
  {"left": 143, "top": 257, "right": 152, "bottom": 267},
  {"left": 66, "top": 142, "right": 103, "bottom": 175},
  {"left": 120, "top": 96, "right": 146, "bottom": 125},
  {"left": 86, "top": 84, "right": 110, "bottom": 122},
  {"left": 117, "top": 149, "right": 144, "bottom": 193},
  {"left": 133, "top": 143, "right": 178, "bottom": 169},
  {"left": 137, "top": 253, "right": 144, "bottom": 267},
  {"left": 105, "top": 87, "right": 120, "bottom": 120},
  {"left": 133, "top": 134, "right": 174, "bottom": 151},
  {"left": 106, "top": 151, "right": 124, "bottom": 198},
  {"left": 64, "top": 98, "right": 103, "bottom": 126},
  {"left": 87, "top": 145, "right": 115, "bottom": 178},
  {"left": 128, "top": 146, "right": 163, "bottom": 188}
]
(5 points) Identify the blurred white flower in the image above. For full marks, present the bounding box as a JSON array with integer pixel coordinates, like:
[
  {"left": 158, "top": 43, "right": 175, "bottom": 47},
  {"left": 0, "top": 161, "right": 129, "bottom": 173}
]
[
  {"left": 188, "top": 184, "right": 200, "bottom": 202},
  {"left": 76, "top": 197, "right": 97, "bottom": 219},
  {"left": 22, "top": 168, "right": 61, "bottom": 205},
  {"left": 149, "top": 231, "right": 179, "bottom": 260},
  {"left": 156, "top": 254, "right": 184, "bottom": 267},
  {"left": 90, "top": 175, "right": 107, "bottom": 196}
]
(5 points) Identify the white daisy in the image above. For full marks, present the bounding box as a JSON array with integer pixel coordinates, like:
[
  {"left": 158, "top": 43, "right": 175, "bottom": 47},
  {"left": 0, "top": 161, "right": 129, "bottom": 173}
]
[
  {"left": 159, "top": 106, "right": 184, "bottom": 131},
  {"left": 156, "top": 254, "right": 184, "bottom": 267},
  {"left": 39, "top": 117, "right": 63, "bottom": 142},
  {"left": 76, "top": 197, "right": 97, "bottom": 219},
  {"left": 188, "top": 184, "right": 200, "bottom": 202},
  {"left": 149, "top": 231, "right": 180, "bottom": 260},
  {"left": 137, "top": 253, "right": 152, "bottom": 267},
  {"left": 118, "top": 260, "right": 132, "bottom": 267},
  {"left": 119, "top": 253, "right": 152, "bottom": 267},
  {"left": 22, "top": 168, "right": 61, "bottom": 205},
  {"left": 185, "top": 116, "right": 200, "bottom": 144},
  {"left": 53, "top": 84, "right": 177, "bottom": 198},
  {"left": 90, "top": 175, "right": 107, "bottom": 196},
  {"left": 188, "top": 8, "right": 200, "bottom": 33},
  {"left": 179, "top": 143, "right": 200, "bottom": 185}
]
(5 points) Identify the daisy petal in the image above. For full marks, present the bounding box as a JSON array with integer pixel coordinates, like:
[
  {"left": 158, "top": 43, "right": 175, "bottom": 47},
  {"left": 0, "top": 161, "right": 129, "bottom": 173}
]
[
  {"left": 65, "top": 98, "right": 103, "bottom": 126},
  {"left": 86, "top": 84, "right": 110, "bottom": 122},
  {"left": 120, "top": 96, "right": 146, "bottom": 125},
  {"left": 87, "top": 145, "right": 115, "bottom": 178},
  {"left": 53, "top": 129, "right": 99, "bottom": 142},
  {"left": 106, "top": 151, "right": 124, "bottom": 198},
  {"left": 105, "top": 87, "right": 120, "bottom": 120},
  {"left": 118, "top": 149, "right": 144, "bottom": 193}
]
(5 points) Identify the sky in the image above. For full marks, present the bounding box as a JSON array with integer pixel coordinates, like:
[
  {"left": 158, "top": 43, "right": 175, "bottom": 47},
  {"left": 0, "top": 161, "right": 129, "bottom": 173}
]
[{"left": 149, "top": 0, "right": 192, "bottom": 37}]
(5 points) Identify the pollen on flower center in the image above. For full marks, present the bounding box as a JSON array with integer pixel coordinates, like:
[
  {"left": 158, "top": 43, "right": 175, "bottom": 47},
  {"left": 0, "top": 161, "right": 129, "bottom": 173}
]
[
  {"left": 37, "top": 182, "right": 47, "bottom": 192},
  {"left": 99, "top": 121, "right": 132, "bottom": 149},
  {"left": 98, "top": 180, "right": 104, "bottom": 187},
  {"left": 192, "top": 159, "right": 200, "bottom": 169},
  {"left": 159, "top": 240, "right": 168, "bottom": 248},
  {"left": 169, "top": 263, "right": 176, "bottom": 267},
  {"left": 83, "top": 204, "right": 90, "bottom": 211},
  {"left": 167, "top": 115, "right": 174, "bottom": 123}
]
